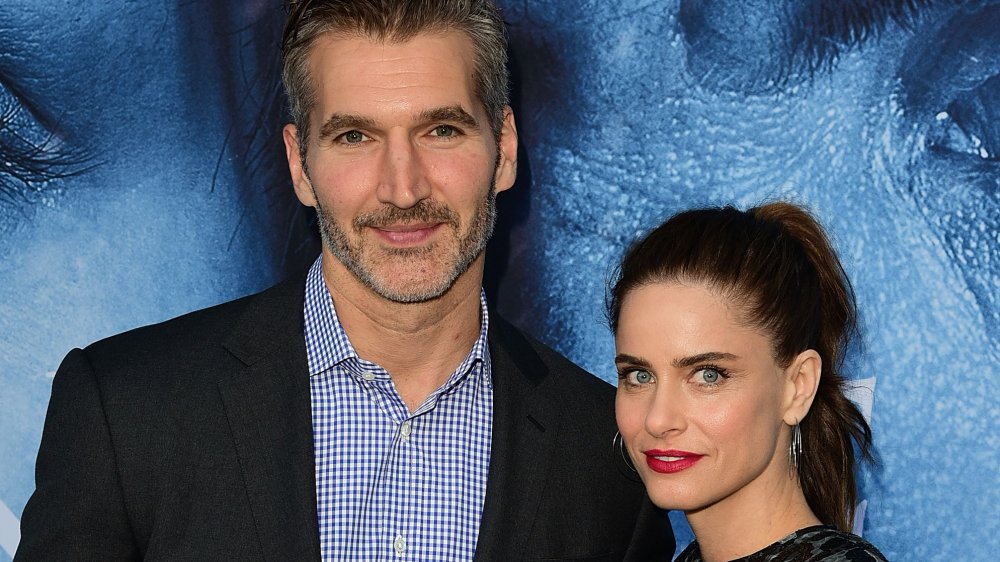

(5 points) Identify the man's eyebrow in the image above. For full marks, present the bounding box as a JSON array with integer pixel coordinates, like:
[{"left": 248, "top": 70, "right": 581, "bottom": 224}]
[
  {"left": 317, "top": 113, "right": 378, "bottom": 140},
  {"left": 670, "top": 351, "right": 739, "bottom": 369},
  {"left": 417, "top": 105, "right": 480, "bottom": 130},
  {"left": 316, "top": 106, "right": 481, "bottom": 141},
  {"left": 788, "top": 0, "right": 936, "bottom": 71}
]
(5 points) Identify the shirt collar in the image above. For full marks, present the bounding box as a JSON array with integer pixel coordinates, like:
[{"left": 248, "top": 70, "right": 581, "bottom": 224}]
[{"left": 303, "top": 255, "right": 491, "bottom": 384}]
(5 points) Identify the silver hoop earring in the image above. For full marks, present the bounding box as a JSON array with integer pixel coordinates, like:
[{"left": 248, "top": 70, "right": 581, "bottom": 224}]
[
  {"left": 613, "top": 431, "right": 638, "bottom": 474},
  {"left": 789, "top": 421, "right": 803, "bottom": 473}
]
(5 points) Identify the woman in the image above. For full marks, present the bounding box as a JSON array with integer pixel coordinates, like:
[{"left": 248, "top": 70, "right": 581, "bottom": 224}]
[{"left": 609, "top": 202, "right": 887, "bottom": 561}]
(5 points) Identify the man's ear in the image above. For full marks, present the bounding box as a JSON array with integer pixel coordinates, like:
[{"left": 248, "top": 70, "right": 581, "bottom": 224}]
[
  {"left": 782, "top": 349, "right": 822, "bottom": 425},
  {"left": 283, "top": 124, "right": 316, "bottom": 207},
  {"left": 493, "top": 106, "right": 518, "bottom": 193}
]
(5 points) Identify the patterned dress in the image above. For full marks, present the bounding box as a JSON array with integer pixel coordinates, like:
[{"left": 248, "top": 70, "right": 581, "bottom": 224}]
[{"left": 675, "top": 525, "right": 888, "bottom": 561}]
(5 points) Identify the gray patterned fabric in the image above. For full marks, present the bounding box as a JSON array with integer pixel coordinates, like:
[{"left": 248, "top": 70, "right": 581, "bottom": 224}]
[{"left": 676, "top": 525, "right": 888, "bottom": 562}]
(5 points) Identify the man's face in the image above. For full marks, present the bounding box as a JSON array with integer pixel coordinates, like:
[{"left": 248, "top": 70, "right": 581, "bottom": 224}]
[{"left": 284, "top": 32, "right": 517, "bottom": 303}]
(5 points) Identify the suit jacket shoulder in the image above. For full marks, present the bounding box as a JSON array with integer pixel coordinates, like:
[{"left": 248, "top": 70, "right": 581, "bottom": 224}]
[{"left": 17, "top": 275, "right": 320, "bottom": 561}]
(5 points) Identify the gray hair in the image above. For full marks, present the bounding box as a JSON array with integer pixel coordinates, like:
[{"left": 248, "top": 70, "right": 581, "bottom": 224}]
[{"left": 282, "top": 0, "right": 510, "bottom": 163}]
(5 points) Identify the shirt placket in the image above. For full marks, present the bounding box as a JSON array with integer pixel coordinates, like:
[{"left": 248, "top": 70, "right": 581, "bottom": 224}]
[
  {"left": 359, "top": 362, "right": 424, "bottom": 561},
  {"left": 391, "top": 414, "right": 420, "bottom": 560}
]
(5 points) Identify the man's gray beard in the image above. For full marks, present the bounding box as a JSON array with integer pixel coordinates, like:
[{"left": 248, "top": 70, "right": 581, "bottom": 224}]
[{"left": 314, "top": 187, "right": 497, "bottom": 304}]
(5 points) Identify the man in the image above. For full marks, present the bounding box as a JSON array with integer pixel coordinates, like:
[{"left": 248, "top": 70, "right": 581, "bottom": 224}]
[{"left": 16, "top": 1, "right": 673, "bottom": 560}]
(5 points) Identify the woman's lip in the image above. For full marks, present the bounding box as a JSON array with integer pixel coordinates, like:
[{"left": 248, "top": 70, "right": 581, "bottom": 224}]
[
  {"left": 644, "top": 449, "right": 700, "bottom": 457},
  {"left": 643, "top": 449, "right": 704, "bottom": 474}
]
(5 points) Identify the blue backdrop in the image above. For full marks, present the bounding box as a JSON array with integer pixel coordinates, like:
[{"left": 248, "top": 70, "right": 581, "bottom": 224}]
[{"left": 1, "top": 1, "right": 997, "bottom": 560}]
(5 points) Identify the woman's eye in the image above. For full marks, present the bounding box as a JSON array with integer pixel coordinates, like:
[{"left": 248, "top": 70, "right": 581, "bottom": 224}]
[
  {"left": 626, "top": 370, "right": 653, "bottom": 385},
  {"left": 694, "top": 367, "right": 723, "bottom": 385}
]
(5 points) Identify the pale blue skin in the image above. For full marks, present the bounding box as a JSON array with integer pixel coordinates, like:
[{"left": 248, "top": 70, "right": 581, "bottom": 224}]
[
  {"left": 0, "top": 3, "right": 315, "bottom": 558},
  {"left": 492, "top": 1, "right": 999, "bottom": 560},
  {"left": 2, "top": 1, "right": 997, "bottom": 560}
]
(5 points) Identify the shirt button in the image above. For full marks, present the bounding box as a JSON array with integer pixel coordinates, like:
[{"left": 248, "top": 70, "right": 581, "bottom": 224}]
[
  {"left": 361, "top": 370, "right": 376, "bottom": 381},
  {"left": 393, "top": 534, "right": 406, "bottom": 555},
  {"left": 400, "top": 420, "right": 413, "bottom": 441}
]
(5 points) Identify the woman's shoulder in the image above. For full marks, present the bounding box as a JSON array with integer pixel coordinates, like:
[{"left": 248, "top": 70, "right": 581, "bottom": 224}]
[
  {"left": 784, "top": 525, "right": 888, "bottom": 561},
  {"left": 674, "top": 525, "right": 888, "bottom": 562}
]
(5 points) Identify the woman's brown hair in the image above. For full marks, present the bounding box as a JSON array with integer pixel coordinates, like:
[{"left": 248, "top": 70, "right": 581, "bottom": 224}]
[{"left": 608, "top": 201, "right": 876, "bottom": 532}]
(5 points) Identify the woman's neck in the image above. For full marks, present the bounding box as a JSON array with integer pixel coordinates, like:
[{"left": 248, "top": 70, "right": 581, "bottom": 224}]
[{"left": 686, "top": 475, "right": 821, "bottom": 562}]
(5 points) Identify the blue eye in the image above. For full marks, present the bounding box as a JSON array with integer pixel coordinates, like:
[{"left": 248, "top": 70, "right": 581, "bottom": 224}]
[
  {"left": 628, "top": 370, "right": 652, "bottom": 385},
  {"left": 695, "top": 367, "right": 723, "bottom": 385}
]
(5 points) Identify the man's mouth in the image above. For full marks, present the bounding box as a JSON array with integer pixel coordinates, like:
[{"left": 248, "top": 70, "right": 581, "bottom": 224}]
[{"left": 372, "top": 222, "right": 443, "bottom": 245}]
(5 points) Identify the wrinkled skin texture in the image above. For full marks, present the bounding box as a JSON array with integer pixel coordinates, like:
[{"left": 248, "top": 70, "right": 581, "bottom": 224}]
[
  {"left": 1, "top": 1, "right": 996, "bottom": 560},
  {"left": 492, "top": 0, "right": 998, "bottom": 560},
  {"left": 0, "top": 3, "right": 316, "bottom": 557}
]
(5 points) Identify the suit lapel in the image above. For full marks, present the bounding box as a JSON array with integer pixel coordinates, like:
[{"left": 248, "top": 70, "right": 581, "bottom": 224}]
[
  {"left": 212, "top": 285, "right": 560, "bottom": 560},
  {"left": 475, "top": 314, "right": 558, "bottom": 561},
  {"left": 217, "top": 277, "right": 321, "bottom": 561}
]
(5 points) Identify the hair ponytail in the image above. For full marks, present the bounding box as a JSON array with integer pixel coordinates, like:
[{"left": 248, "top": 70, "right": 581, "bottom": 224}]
[{"left": 750, "top": 202, "right": 875, "bottom": 532}]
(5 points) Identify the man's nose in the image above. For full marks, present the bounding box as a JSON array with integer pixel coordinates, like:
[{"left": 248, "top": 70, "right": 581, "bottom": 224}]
[{"left": 376, "top": 134, "right": 431, "bottom": 209}]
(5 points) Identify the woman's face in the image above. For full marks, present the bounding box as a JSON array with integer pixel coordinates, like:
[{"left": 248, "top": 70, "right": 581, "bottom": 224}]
[{"left": 614, "top": 281, "right": 795, "bottom": 515}]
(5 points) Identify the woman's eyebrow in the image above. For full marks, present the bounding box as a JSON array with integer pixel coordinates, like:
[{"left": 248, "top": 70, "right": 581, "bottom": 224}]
[
  {"left": 614, "top": 353, "right": 652, "bottom": 368},
  {"left": 613, "top": 351, "right": 740, "bottom": 369},
  {"left": 671, "top": 351, "right": 738, "bottom": 369}
]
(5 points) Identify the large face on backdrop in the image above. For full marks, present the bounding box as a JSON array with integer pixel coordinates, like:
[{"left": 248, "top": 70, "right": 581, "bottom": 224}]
[
  {"left": 0, "top": 3, "right": 314, "bottom": 557},
  {"left": 493, "top": 0, "right": 998, "bottom": 560},
  {"left": 1, "top": 1, "right": 997, "bottom": 561}
]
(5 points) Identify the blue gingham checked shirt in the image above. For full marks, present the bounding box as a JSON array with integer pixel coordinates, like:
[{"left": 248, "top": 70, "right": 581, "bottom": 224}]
[{"left": 304, "top": 257, "right": 493, "bottom": 561}]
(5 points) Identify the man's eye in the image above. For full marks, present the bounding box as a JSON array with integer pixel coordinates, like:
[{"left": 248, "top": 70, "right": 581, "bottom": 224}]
[
  {"left": 339, "top": 130, "right": 367, "bottom": 144},
  {"left": 431, "top": 125, "right": 458, "bottom": 137}
]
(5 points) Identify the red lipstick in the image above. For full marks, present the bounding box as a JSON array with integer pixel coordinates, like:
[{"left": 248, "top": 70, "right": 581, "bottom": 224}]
[{"left": 643, "top": 449, "right": 704, "bottom": 473}]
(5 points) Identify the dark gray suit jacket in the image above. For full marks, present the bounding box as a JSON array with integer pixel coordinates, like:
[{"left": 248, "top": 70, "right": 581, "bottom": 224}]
[{"left": 17, "top": 275, "right": 673, "bottom": 560}]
